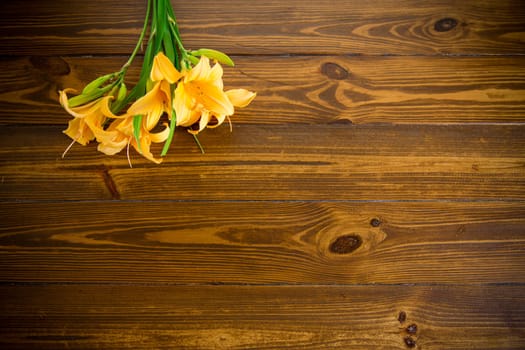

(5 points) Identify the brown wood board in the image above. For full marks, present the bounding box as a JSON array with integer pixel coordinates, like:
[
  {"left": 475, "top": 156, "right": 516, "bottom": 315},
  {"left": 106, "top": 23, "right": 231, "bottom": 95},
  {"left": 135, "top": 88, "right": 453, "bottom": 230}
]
[
  {"left": 1, "top": 0, "right": 525, "bottom": 56},
  {"left": 1, "top": 285, "right": 524, "bottom": 349},
  {"left": 1, "top": 56, "right": 525, "bottom": 125},
  {"left": 1, "top": 0, "right": 525, "bottom": 348},
  {"left": 1, "top": 124, "right": 524, "bottom": 201},
  {"left": 1, "top": 201, "right": 525, "bottom": 284}
]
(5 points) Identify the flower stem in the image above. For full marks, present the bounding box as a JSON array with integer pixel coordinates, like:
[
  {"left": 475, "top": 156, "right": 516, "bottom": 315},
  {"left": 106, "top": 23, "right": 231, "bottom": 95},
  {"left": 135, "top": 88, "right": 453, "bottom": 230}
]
[{"left": 120, "top": 0, "right": 153, "bottom": 75}]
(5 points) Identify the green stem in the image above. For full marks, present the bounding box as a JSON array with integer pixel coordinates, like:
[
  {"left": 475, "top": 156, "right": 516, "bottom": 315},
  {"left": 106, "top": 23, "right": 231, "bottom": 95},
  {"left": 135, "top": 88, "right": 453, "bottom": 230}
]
[{"left": 120, "top": 0, "right": 153, "bottom": 75}]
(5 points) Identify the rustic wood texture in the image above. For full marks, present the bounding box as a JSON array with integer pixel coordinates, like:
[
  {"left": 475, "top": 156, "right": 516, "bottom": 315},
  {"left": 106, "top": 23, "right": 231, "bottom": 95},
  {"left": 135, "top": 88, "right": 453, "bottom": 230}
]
[
  {"left": 1, "top": 0, "right": 525, "bottom": 56},
  {"left": 1, "top": 124, "right": 524, "bottom": 201},
  {"left": 2, "top": 56, "right": 525, "bottom": 125},
  {"left": 1, "top": 201, "right": 524, "bottom": 284},
  {"left": 1, "top": 285, "right": 524, "bottom": 349},
  {"left": 1, "top": 0, "right": 524, "bottom": 349}
]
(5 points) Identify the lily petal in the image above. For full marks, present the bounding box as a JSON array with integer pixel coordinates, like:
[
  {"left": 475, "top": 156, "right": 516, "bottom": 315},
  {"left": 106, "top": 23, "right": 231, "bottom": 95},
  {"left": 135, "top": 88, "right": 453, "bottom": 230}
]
[
  {"left": 206, "top": 114, "right": 226, "bottom": 129},
  {"left": 208, "top": 62, "right": 224, "bottom": 89},
  {"left": 186, "top": 56, "right": 211, "bottom": 82},
  {"left": 97, "top": 137, "right": 128, "bottom": 155},
  {"left": 151, "top": 52, "right": 182, "bottom": 84},
  {"left": 186, "top": 82, "right": 234, "bottom": 116},
  {"left": 60, "top": 89, "right": 103, "bottom": 119},
  {"left": 226, "top": 89, "right": 257, "bottom": 108},
  {"left": 174, "top": 83, "right": 199, "bottom": 126},
  {"left": 63, "top": 118, "right": 94, "bottom": 145},
  {"left": 127, "top": 81, "right": 170, "bottom": 130},
  {"left": 149, "top": 123, "right": 170, "bottom": 143},
  {"left": 133, "top": 135, "right": 163, "bottom": 164}
]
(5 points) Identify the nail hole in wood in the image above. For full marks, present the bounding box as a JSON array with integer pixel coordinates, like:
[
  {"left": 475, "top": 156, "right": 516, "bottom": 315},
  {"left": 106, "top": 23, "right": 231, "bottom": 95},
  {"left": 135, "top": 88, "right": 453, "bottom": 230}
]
[
  {"left": 434, "top": 17, "right": 458, "bottom": 32},
  {"left": 329, "top": 234, "right": 362, "bottom": 254}
]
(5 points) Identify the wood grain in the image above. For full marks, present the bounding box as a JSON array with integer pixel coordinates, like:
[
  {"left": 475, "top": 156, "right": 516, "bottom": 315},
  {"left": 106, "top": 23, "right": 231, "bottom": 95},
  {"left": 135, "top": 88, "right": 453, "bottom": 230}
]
[
  {"left": 2, "top": 55, "right": 525, "bottom": 125},
  {"left": 1, "top": 0, "right": 524, "bottom": 56},
  {"left": 1, "top": 0, "right": 525, "bottom": 348},
  {"left": 1, "top": 284, "right": 524, "bottom": 349},
  {"left": 1, "top": 201, "right": 524, "bottom": 284},
  {"left": 1, "top": 124, "right": 523, "bottom": 201}
]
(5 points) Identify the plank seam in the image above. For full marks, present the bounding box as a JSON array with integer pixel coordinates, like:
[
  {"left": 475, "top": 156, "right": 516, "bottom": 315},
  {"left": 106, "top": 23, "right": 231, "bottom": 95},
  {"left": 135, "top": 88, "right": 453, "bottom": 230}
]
[
  {"left": 1, "top": 281, "right": 525, "bottom": 287},
  {"left": 2, "top": 199, "right": 525, "bottom": 204}
]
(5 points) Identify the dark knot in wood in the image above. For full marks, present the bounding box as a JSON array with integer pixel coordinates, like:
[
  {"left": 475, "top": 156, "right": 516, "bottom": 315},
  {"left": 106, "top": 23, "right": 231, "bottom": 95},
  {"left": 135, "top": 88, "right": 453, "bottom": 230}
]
[
  {"left": 404, "top": 336, "right": 417, "bottom": 348},
  {"left": 434, "top": 17, "right": 458, "bottom": 32},
  {"left": 406, "top": 323, "right": 418, "bottom": 334},
  {"left": 370, "top": 218, "right": 382, "bottom": 227},
  {"left": 321, "top": 62, "right": 349, "bottom": 80},
  {"left": 329, "top": 234, "right": 362, "bottom": 254},
  {"left": 30, "top": 56, "right": 71, "bottom": 76}
]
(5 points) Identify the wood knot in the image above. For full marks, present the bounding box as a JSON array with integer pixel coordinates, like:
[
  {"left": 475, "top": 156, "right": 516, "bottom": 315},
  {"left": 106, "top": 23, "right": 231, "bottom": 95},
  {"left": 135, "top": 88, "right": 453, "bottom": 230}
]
[
  {"left": 370, "top": 218, "right": 381, "bottom": 227},
  {"left": 30, "top": 56, "right": 71, "bottom": 76},
  {"left": 321, "top": 62, "right": 349, "bottom": 80},
  {"left": 404, "top": 336, "right": 416, "bottom": 348},
  {"left": 434, "top": 17, "right": 458, "bottom": 32},
  {"left": 406, "top": 324, "right": 418, "bottom": 335},
  {"left": 329, "top": 234, "right": 362, "bottom": 254},
  {"left": 398, "top": 311, "right": 407, "bottom": 323}
]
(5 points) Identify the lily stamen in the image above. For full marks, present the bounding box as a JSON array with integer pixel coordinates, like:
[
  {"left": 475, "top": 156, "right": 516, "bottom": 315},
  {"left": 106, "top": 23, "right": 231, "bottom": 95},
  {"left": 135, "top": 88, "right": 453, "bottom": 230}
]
[{"left": 62, "top": 137, "right": 79, "bottom": 159}]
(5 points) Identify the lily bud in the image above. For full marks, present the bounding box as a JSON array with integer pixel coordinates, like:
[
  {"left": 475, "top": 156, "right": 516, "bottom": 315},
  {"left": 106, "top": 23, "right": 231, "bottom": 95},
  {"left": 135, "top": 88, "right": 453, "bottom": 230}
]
[
  {"left": 66, "top": 90, "right": 104, "bottom": 108},
  {"left": 81, "top": 73, "right": 115, "bottom": 95},
  {"left": 190, "top": 48, "right": 235, "bottom": 67},
  {"left": 117, "top": 83, "right": 127, "bottom": 103},
  {"left": 109, "top": 85, "right": 119, "bottom": 99}
]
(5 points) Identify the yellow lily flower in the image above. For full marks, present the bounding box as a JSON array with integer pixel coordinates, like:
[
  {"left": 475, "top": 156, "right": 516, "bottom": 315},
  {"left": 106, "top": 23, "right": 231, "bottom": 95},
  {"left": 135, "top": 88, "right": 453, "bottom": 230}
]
[
  {"left": 173, "top": 56, "right": 255, "bottom": 134},
  {"left": 94, "top": 117, "right": 131, "bottom": 156},
  {"left": 96, "top": 115, "right": 170, "bottom": 165},
  {"left": 59, "top": 88, "right": 119, "bottom": 145},
  {"left": 127, "top": 52, "right": 181, "bottom": 130},
  {"left": 150, "top": 52, "right": 182, "bottom": 84},
  {"left": 127, "top": 81, "right": 171, "bottom": 131},
  {"left": 132, "top": 121, "right": 170, "bottom": 164},
  {"left": 192, "top": 88, "right": 256, "bottom": 134}
]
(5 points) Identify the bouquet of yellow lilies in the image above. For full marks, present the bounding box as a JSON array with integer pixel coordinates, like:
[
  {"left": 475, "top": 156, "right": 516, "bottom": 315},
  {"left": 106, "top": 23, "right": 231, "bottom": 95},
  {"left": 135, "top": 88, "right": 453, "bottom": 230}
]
[{"left": 60, "top": 0, "right": 255, "bottom": 165}]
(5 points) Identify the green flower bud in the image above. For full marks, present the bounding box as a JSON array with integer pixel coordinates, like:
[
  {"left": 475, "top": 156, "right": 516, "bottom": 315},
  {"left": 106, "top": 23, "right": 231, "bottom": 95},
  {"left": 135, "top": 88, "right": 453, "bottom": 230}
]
[
  {"left": 117, "top": 83, "right": 127, "bottom": 103},
  {"left": 81, "top": 73, "right": 115, "bottom": 95},
  {"left": 109, "top": 85, "right": 119, "bottom": 99},
  {"left": 67, "top": 89, "right": 104, "bottom": 108},
  {"left": 190, "top": 48, "right": 235, "bottom": 67}
]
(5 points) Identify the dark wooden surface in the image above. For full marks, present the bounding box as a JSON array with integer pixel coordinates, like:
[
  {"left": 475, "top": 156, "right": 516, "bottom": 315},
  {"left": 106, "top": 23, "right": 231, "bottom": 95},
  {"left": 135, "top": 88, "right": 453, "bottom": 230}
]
[{"left": 1, "top": 0, "right": 524, "bottom": 349}]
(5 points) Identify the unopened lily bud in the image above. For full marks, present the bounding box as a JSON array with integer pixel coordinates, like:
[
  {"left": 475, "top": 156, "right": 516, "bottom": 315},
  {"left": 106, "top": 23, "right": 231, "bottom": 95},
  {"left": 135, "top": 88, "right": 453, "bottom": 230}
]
[
  {"left": 81, "top": 73, "right": 114, "bottom": 95},
  {"left": 117, "top": 83, "right": 127, "bottom": 102},
  {"left": 67, "top": 90, "right": 103, "bottom": 108},
  {"left": 109, "top": 85, "right": 119, "bottom": 99},
  {"left": 190, "top": 48, "right": 235, "bottom": 67}
]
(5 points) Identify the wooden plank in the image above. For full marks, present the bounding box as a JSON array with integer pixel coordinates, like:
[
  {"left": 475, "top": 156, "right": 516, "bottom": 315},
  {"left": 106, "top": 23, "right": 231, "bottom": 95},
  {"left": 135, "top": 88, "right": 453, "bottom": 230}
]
[
  {"left": 2, "top": 55, "right": 525, "bottom": 125},
  {"left": 1, "top": 0, "right": 525, "bottom": 55},
  {"left": 1, "top": 201, "right": 524, "bottom": 284},
  {"left": 1, "top": 124, "right": 524, "bottom": 201},
  {"left": 1, "top": 284, "right": 524, "bottom": 349}
]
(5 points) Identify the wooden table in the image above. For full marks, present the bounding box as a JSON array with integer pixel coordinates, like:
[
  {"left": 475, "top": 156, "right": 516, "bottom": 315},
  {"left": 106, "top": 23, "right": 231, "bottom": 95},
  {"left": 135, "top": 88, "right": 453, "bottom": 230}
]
[{"left": 1, "top": 0, "right": 524, "bottom": 348}]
